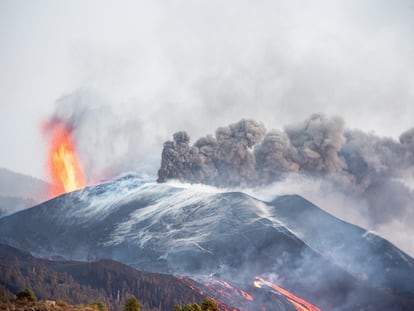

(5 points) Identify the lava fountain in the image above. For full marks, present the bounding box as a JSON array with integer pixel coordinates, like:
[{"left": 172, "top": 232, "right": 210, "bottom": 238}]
[{"left": 46, "top": 122, "right": 85, "bottom": 197}]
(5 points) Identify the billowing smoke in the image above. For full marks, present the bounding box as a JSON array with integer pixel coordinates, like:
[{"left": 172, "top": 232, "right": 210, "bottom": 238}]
[
  {"left": 400, "top": 127, "right": 414, "bottom": 167},
  {"left": 256, "top": 114, "right": 347, "bottom": 185},
  {"left": 158, "top": 114, "right": 414, "bottom": 192},
  {"left": 157, "top": 119, "right": 266, "bottom": 186}
]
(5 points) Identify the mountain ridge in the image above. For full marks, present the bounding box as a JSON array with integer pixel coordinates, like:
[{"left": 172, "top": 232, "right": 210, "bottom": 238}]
[
  {"left": 0, "top": 174, "right": 413, "bottom": 310},
  {"left": 0, "top": 167, "right": 49, "bottom": 217}
]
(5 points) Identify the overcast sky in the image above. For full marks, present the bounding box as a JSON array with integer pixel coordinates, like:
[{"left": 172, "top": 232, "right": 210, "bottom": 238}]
[{"left": 1, "top": 0, "right": 414, "bottom": 180}]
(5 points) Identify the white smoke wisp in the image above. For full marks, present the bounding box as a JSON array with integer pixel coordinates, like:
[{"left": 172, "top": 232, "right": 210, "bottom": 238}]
[{"left": 164, "top": 179, "right": 229, "bottom": 194}]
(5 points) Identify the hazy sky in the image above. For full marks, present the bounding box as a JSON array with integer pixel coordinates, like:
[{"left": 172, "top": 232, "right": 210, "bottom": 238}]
[{"left": 1, "top": 0, "right": 414, "bottom": 180}]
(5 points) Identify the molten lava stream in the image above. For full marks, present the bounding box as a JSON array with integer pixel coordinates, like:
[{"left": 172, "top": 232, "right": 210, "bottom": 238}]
[
  {"left": 212, "top": 280, "right": 253, "bottom": 301},
  {"left": 254, "top": 277, "right": 321, "bottom": 311},
  {"left": 47, "top": 123, "right": 85, "bottom": 197}
]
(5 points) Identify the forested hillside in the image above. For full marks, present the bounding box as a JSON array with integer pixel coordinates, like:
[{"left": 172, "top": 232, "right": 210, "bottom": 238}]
[{"left": 0, "top": 244, "right": 204, "bottom": 311}]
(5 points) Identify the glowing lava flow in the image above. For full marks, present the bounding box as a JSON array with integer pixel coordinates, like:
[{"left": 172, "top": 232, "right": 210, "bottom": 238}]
[
  {"left": 177, "top": 276, "right": 241, "bottom": 311},
  {"left": 210, "top": 280, "right": 253, "bottom": 302},
  {"left": 177, "top": 275, "right": 321, "bottom": 311},
  {"left": 254, "top": 277, "right": 322, "bottom": 311},
  {"left": 47, "top": 123, "right": 85, "bottom": 197}
]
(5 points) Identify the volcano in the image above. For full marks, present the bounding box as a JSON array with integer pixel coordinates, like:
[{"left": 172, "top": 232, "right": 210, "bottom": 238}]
[{"left": 0, "top": 174, "right": 413, "bottom": 310}]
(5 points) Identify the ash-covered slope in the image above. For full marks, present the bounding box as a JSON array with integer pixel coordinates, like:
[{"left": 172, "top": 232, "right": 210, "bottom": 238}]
[
  {"left": 270, "top": 195, "right": 414, "bottom": 296},
  {"left": 0, "top": 174, "right": 413, "bottom": 311}
]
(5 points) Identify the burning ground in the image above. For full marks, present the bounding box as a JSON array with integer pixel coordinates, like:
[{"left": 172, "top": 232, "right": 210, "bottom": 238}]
[{"left": 179, "top": 275, "right": 322, "bottom": 311}]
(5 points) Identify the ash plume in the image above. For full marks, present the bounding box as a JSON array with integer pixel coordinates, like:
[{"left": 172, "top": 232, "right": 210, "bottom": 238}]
[
  {"left": 255, "top": 114, "right": 347, "bottom": 184},
  {"left": 158, "top": 113, "right": 414, "bottom": 192},
  {"left": 158, "top": 114, "right": 414, "bottom": 256},
  {"left": 400, "top": 127, "right": 414, "bottom": 167},
  {"left": 157, "top": 119, "right": 266, "bottom": 186},
  {"left": 285, "top": 115, "right": 346, "bottom": 174}
]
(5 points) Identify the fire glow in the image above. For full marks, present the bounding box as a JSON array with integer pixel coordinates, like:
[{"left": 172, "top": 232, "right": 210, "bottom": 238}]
[
  {"left": 179, "top": 275, "right": 322, "bottom": 311},
  {"left": 47, "top": 122, "right": 85, "bottom": 197},
  {"left": 254, "top": 277, "right": 321, "bottom": 311},
  {"left": 209, "top": 280, "right": 253, "bottom": 302}
]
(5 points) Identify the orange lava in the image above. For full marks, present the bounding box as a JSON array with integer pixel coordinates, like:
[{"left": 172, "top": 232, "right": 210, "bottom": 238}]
[
  {"left": 254, "top": 277, "right": 321, "bottom": 311},
  {"left": 209, "top": 280, "right": 253, "bottom": 302},
  {"left": 47, "top": 123, "right": 85, "bottom": 197}
]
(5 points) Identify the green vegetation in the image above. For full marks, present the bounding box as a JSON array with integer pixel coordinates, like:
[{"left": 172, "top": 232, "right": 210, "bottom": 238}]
[
  {"left": 181, "top": 303, "right": 202, "bottom": 311},
  {"left": 0, "top": 287, "right": 221, "bottom": 311},
  {"left": 0, "top": 243, "right": 204, "bottom": 311},
  {"left": 16, "top": 288, "right": 37, "bottom": 302},
  {"left": 200, "top": 298, "right": 219, "bottom": 311},
  {"left": 91, "top": 301, "right": 108, "bottom": 311},
  {"left": 125, "top": 295, "right": 140, "bottom": 311},
  {"left": 174, "top": 298, "right": 220, "bottom": 311},
  {"left": 0, "top": 288, "right": 109, "bottom": 311}
]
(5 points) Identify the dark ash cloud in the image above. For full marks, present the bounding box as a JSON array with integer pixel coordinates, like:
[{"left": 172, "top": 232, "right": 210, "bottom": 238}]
[
  {"left": 158, "top": 114, "right": 414, "bottom": 192},
  {"left": 157, "top": 119, "right": 266, "bottom": 187},
  {"left": 157, "top": 114, "right": 414, "bottom": 256}
]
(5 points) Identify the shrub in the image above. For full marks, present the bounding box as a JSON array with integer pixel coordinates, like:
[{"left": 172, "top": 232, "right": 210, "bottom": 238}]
[{"left": 16, "top": 288, "right": 37, "bottom": 302}]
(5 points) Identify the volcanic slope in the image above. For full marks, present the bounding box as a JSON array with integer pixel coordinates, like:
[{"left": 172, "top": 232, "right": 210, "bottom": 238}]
[{"left": 0, "top": 174, "right": 413, "bottom": 311}]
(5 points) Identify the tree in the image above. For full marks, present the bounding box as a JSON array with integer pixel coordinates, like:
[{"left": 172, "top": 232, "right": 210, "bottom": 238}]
[
  {"left": 16, "top": 288, "right": 37, "bottom": 302},
  {"left": 201, "top": 298, "right": 219, "bottom": 311},
  {"left": 125, "top": 295, "right": 140, "bottom": 311},
  {"left": 174, "top": 298, "right": 220, "bottom": 311},
  {"left": 182, "top": 303, "right": 202, "bottom": 311}
]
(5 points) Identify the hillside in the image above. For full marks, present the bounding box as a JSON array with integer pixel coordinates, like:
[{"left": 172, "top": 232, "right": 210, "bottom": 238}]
[{"left": 0, "top": 244, "right": 205, "bottom": 311}]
